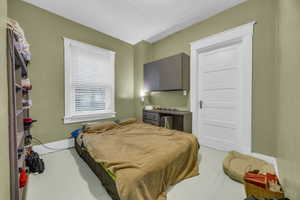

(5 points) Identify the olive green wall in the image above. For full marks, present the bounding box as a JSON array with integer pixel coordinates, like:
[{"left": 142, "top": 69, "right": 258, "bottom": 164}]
[
  {"left": 5, "top": 0, "right": 300, "bottom": 197},
  {"left": 136, "top": 0, "right": 278, "bottom": 156},
  {"left": 8, "top": 0, "right": 278, "bottom": 156},
  {"left": 8, "top": 0, "right": 135, "bottom": 143},
  {"left": 276, "top": 0, "right": 300, "bottom": 198},
  {"left": 133, "top": 41, "right": 153, "bottom": 120},
  {"left": 0, "top": 0, "right": 10, "bottom": 199}
]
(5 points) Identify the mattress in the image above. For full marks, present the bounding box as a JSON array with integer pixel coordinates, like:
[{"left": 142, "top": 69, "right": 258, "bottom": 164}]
[
  {"left": 77, "top": 122, "right": 199, "bottom": 200},
  {"left": 75, "top": 139, "right": 120, "bottom": 200}
]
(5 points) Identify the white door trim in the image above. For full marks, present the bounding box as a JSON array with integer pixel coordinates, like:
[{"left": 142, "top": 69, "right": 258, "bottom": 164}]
[{"left": 190, "top": 21, "right": 255, "bottom": 154}]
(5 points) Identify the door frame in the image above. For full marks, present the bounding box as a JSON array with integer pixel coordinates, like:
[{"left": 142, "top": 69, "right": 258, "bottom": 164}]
[{"left": 190, "top": 21, "right": 255, "bottom": 154}]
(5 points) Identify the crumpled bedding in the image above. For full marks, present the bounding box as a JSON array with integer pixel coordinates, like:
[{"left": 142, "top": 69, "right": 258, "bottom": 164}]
[{"left": 82, "top": 122, "right": 199, "bottom": 200}]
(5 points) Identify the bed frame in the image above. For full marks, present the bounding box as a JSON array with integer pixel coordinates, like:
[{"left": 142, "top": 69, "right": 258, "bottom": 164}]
[{"left": 75, "top": 138, "right": 120, "bottom": 200}]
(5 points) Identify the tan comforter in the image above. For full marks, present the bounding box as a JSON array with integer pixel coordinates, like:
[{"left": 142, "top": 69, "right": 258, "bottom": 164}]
[{"left": 83, "top": 122, "right": 199, "bottom": 200}]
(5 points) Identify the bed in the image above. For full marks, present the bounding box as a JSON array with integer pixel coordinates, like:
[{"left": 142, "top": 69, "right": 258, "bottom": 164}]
[{"left": 75, "top": 121, "right": 199, "bottom": 200}]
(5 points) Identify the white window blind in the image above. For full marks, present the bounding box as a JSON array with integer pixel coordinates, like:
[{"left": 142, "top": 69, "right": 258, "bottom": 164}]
[{"left": 64, "top": 38, "right": 115, "bottom": 124}]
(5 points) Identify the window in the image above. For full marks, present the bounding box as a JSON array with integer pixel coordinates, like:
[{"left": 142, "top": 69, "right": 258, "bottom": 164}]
[{"left": 64, "top": 38, "right": 115, "bottom": 124}]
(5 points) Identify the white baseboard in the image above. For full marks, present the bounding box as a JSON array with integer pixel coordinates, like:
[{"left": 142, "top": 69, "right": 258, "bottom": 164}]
[
  {"left": 250, "top": 152, "right": 279, "bottom": 178},
  {"left": 33, "top": 138, "right": 75, "bottom": 155},
  {"left": 33, "top": 138, "right": 280, "bottom": 179},
  {"left": 200, "top": 138, "right": 280, "bottom": 178},
  {"left": 199, "top": 136, "right": 236, "bottom": 152}
]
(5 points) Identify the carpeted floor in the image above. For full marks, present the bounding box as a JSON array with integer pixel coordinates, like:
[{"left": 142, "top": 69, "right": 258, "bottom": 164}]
[{"left": 26, "top": 146, "right": 245, "bottom": 200}]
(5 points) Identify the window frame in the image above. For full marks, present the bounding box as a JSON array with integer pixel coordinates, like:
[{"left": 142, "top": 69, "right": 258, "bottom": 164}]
[{"left": 63, "top": 38, "right": 116, "bottom": 124}]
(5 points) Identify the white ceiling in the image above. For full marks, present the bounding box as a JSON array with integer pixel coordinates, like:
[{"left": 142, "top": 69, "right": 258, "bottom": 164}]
[{"left": 23, "top": 0, "right": 247, "bottom": 44}]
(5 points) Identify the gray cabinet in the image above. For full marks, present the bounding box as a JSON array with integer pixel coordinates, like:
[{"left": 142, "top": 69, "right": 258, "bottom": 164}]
[{"left": 144, "top": 53, "right": 190, "bottom": 91}]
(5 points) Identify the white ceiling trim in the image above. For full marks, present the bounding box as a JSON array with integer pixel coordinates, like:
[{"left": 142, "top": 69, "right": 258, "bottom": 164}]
[
  {"left": 146, "top": 0, "right": 248, "bottom": 43},
  {"left": 22, "top": 0, "right": 248, "bottom": 45}
]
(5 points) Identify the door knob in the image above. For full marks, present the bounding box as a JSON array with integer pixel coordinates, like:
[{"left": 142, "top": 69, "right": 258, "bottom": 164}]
[{"left": 199, "top": 100, "right": 203, "bottom": 109}]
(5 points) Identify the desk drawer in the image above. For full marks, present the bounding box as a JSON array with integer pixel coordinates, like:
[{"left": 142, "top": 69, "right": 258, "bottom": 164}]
[
  {"left": 143, "top": 119, "right": 160, "bottom": 126},
  {"left": 143, "top": 111, "right": 159, "bottom": 121}
]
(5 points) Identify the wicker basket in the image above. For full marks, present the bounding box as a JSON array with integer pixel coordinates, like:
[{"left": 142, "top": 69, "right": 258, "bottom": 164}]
[{"left": 245, "top": 182, "right": 285, "bottom": 199}]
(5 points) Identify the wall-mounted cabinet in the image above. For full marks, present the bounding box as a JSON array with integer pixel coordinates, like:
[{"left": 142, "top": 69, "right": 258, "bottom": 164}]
[{"left": 144, "top": 53, "right": 190, "bottom": 92}]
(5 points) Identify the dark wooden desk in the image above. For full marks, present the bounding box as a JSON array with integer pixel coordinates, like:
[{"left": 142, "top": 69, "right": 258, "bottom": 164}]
[{"left": 143, "top": 109, "right": 192, "bottom": 132}]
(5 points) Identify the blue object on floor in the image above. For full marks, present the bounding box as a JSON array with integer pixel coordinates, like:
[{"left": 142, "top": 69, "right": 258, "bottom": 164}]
[{"left": 71, "top": 128, "right": 83, "bottom": 137}]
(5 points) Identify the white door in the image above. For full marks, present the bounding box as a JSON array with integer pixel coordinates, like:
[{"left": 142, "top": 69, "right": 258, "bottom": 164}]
[
  {"left": 198, "top": 42, "right": 241, "bottom": 151},
  {"left": 191, "top": 22, "right": 254, "bottom": 153}
]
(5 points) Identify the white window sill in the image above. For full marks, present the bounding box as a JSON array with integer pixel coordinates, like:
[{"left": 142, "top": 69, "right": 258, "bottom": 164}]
[{"left": 64, "top": 112, "right": 116, "bottom": 124}]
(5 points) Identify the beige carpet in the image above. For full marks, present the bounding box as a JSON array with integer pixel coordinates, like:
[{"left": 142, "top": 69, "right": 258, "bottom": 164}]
[{"left": 26, "top": 146, "right": 245, "bottom": 200}]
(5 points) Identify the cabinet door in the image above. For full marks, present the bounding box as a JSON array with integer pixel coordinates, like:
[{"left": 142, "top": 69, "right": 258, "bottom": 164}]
[
  {"left": 144, "top": 62, "right": 160, "bottom": 91},
  {"left": 158, "top": 55, "right": 182, "bottom": 91},
  {"left": 144, "top": 53, "right": 190, "bottom": 91}
]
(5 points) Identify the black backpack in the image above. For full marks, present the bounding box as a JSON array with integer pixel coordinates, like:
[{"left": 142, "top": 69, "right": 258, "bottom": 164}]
[{"left": 26, "top": 151, "right": 45, "bottom": 174}]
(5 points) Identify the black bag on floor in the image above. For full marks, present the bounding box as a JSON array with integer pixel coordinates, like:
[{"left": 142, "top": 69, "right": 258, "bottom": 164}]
[
  {"left": 26, "top": 151, "right": 45, "bottom": 174},
  {"left": 245, "top": 196, "right": 290, "bottom": 200}
]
